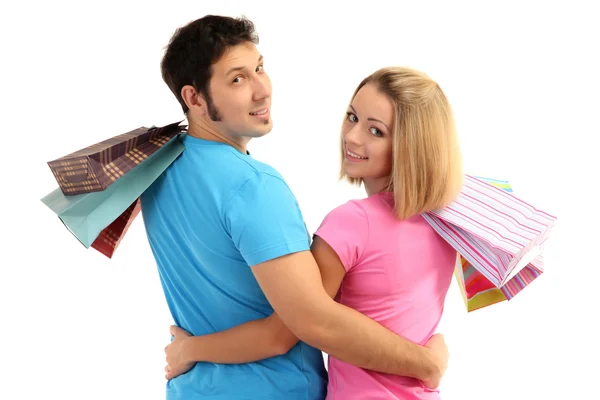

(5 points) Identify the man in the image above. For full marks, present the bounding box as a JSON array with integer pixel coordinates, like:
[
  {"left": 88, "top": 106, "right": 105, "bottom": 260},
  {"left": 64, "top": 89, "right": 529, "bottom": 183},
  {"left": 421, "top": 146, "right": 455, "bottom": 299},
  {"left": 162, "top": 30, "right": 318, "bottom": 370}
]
[{"left": 141, "top": 14, "right": 448, "bottom": 399}]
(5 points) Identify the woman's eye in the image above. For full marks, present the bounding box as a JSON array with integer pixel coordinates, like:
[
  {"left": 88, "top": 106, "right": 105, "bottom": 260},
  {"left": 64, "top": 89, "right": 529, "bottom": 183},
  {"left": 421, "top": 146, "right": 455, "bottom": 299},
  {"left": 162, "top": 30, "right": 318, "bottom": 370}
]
[{"left": 370, "top": 127, "right": 383, "bottom": 137}]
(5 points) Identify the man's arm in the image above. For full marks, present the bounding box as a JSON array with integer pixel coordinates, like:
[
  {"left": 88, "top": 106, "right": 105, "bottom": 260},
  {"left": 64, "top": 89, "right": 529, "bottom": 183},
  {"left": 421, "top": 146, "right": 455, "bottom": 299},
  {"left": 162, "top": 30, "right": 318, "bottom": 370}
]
[
  {"left": 309, "top": 235, "right": 447, "bottom": 390},
  {"left": 250, "top": 247, "right": 446, "bottom": 383}
]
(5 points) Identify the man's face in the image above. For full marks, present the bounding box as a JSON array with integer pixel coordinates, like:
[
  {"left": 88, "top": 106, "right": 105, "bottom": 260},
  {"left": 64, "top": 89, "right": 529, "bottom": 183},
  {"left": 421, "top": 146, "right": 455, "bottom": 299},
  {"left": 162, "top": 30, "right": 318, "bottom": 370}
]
[{"left": 205, "top": 42, "right": 272, "bottom": 140}]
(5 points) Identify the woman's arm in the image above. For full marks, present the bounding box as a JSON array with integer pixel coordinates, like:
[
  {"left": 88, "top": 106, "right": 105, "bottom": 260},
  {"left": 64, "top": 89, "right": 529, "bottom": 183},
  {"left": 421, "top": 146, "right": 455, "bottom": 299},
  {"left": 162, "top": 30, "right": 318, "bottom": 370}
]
[{"left": 164, "top": 236, "right": 346, "bottom": 378}]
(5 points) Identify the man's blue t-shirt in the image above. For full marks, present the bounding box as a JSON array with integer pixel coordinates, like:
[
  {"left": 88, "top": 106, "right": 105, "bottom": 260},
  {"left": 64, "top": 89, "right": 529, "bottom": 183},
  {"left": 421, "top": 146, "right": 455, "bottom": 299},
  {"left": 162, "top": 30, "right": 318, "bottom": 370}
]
[{"left": 141, "top": 135, "right": 327, "bottom": 399}]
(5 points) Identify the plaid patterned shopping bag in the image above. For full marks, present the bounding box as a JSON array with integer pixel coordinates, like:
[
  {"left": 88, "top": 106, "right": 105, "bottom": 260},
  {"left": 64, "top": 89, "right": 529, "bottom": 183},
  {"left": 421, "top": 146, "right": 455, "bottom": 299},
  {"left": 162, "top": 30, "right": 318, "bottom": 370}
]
[
  {"left": 48, "top": 121, "right": 185, "bottom": 195},
  {"left": 90, "top": 199, "right": 141, "bottom": 258},
  {"left": 42, "top": 132, "right": 186, "bottom": 257}
]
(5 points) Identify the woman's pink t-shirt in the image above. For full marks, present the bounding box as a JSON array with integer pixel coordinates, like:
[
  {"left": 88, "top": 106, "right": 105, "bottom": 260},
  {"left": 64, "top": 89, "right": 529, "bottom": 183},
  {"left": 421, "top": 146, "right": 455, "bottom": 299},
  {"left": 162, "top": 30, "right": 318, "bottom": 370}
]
[{"left": 314, "top": 193, "right": 456, "bottom": 400}]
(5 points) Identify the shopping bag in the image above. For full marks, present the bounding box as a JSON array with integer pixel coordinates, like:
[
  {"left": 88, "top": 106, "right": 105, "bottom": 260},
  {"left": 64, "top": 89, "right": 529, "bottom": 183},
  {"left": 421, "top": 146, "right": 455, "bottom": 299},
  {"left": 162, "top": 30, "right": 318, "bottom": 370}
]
[
  {"left": 90, "top": 198, "right": 141, "bottom": 258},
  {"left": 454, "top": 249, "right": 545, "bottom": 312},
  {"left": 422, "top": 175, "right": 556, "bottom": 311},
  {"left": 47, "top": 121, "right": 185, "bottom": 195},
  {"left": 41, "top": 133, "right": 185, "bottom": 255}
]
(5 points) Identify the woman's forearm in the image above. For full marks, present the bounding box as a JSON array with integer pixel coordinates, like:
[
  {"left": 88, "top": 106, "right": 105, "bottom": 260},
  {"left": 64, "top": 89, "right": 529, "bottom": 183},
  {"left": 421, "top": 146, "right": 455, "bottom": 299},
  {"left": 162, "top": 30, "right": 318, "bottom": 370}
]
[{"left": 182, "top": 314, "right": 299, "bottom": 364}]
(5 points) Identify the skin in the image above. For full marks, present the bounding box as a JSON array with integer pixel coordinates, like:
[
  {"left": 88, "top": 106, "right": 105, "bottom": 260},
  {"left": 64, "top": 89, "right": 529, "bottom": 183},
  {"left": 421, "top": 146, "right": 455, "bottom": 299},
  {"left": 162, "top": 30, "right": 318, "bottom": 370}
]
[
  {"left": 342, "top": 83, "right": 394, "bottom": 196},
  {"left": 180, "top": 41, "right": 272, "bottom": 154}
]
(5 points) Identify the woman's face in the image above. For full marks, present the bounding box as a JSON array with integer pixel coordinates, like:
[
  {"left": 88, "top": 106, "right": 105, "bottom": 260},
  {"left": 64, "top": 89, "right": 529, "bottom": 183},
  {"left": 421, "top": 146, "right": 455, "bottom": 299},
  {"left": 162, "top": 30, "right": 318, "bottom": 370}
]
[{"left": 342, "top": 83, "right": 394, "bottom": 191}]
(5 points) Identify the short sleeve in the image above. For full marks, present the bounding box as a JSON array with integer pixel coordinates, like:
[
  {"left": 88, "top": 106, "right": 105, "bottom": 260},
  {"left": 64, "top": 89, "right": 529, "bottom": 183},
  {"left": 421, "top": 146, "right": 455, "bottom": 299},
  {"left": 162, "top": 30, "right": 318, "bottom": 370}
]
[
  {"left": 225, "top": 172, "right": 310, "bottom": 267},
  {"left": 313, "top": 201, "right": 369, "bottom": 272}
]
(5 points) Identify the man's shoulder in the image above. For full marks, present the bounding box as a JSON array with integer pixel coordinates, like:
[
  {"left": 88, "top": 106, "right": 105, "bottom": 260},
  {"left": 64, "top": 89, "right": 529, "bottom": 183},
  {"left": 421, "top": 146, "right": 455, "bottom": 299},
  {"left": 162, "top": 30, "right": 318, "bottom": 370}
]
[
  {"left": 219, "top": 152, "right": 291, "bottom": 195},
  {"left": 224, "top": 158, "right": 301, "bottom": 221},
  {"left": 199, "top": 144, "right": 288, "bottom": 187},
  {"left": 174, "top": 141, "right": 286, "bottom": 191},
  {"left": 231, "top": 167, "right": 295, "bottom": 206},
  {"left": 240, "top": 155, "right": 286, "bottom": 184}
]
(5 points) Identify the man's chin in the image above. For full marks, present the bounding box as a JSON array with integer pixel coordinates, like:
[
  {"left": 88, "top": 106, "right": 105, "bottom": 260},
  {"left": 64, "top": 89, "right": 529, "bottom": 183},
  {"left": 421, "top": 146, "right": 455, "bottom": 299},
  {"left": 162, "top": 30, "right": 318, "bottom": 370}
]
[{"left": 250, "top": 122, "right": 273, "bottom": 138}]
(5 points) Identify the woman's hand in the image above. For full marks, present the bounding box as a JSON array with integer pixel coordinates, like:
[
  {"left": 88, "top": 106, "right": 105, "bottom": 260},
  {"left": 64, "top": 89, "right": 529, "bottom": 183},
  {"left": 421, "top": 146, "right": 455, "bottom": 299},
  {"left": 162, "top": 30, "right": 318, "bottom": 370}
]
[{"left": 164, "top": 325, "right": 195, "bottom": 380}]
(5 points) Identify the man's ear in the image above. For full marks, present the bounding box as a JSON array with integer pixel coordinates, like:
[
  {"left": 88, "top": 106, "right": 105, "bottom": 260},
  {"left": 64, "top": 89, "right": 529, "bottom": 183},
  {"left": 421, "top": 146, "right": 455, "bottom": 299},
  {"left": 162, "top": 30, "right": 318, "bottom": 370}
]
[{"left": 181, "top": 85, "right": 207, "bottom": 117}]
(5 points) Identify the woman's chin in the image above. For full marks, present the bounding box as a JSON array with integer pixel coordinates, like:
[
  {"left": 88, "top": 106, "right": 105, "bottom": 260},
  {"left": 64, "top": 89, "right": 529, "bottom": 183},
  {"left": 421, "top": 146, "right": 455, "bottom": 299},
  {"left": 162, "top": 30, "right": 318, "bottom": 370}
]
[{"left": 342, "top": 168, "right": 359, "bottom": 179}]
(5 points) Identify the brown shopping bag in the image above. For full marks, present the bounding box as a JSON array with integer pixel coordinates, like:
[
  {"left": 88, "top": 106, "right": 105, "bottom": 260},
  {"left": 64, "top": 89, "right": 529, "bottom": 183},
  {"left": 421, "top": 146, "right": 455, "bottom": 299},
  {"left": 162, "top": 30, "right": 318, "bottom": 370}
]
[
  {"left": 90, "top": 199, "right": 141, "bottom": 258},
  {"left": 47, "top": 121, "right": 186, "bottom": 195},
  {"left": 41, "top": 130, "right": 186, "bottom": 258}
]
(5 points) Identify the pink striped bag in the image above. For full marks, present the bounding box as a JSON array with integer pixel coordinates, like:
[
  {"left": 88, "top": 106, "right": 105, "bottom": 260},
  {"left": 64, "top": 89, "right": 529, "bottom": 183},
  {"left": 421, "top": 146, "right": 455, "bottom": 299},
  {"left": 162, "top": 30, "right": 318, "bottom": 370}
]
[{"left": 422, "top": 175, "right": 557, "bottom": 311}]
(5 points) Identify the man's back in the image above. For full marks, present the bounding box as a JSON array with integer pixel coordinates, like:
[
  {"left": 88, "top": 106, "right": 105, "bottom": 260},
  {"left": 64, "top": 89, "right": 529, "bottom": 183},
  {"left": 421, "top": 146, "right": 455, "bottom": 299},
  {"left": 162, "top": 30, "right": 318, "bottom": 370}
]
[{"left": 141, "top": 134, "right": 327, "bottom": 399}]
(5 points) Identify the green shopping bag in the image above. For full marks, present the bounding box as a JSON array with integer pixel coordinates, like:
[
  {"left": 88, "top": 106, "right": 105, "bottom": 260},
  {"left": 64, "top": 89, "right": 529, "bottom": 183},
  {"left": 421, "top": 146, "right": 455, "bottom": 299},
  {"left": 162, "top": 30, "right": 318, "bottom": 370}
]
[{"left": 41, "top": 133, "right": 185, "bottom": 250}]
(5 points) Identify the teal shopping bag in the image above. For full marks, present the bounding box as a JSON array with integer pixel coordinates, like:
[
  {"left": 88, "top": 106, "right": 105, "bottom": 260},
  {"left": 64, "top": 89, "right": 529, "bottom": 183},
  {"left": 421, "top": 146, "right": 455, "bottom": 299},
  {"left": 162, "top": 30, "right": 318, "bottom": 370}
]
[{"left": 41, "top": 134, "right": 185, "bottom": 248}]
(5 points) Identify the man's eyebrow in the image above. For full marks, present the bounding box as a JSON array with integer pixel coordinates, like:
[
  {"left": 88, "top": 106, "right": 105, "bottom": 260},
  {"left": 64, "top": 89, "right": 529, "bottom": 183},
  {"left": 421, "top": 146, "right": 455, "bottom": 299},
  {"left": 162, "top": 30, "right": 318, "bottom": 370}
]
[{"left": 225, "top": 55, "right": 264, "bottom": 76}]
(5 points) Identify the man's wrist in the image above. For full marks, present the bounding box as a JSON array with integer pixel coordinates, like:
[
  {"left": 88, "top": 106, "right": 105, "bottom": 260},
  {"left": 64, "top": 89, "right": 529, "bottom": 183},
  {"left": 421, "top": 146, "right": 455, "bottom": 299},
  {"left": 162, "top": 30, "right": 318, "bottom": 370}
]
[
  {"left": 420, "top": 347, "right": 440, "bottom": 384},
  {"left": 183, "top": 335, "right": 201, "bottom": 363}
]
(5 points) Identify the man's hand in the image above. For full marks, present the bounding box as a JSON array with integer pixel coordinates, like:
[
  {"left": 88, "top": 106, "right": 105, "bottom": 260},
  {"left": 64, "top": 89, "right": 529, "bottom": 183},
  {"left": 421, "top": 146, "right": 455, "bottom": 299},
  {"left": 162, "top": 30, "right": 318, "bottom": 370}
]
[
  {"left": 421, "top": 333, "right": 449, "bottom": 389},
  {"left": 164, "top": 325, "right": 195, "bottom": 380}
]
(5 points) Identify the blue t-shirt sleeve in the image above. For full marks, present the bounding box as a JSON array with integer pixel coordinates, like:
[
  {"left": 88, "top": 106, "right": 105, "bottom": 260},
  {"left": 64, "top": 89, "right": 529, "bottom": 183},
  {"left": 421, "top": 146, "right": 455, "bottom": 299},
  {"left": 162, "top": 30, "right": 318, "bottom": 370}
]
[{"left": 225, "top": 172, "right": 310, "bottom": 267}]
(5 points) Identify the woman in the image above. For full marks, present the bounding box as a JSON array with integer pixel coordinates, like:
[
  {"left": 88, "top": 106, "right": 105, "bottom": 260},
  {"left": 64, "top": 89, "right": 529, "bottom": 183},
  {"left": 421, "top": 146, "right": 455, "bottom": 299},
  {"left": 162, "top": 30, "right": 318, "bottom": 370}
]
[{"left": 165, "top": 66, "right": 463, "bottom": 399}]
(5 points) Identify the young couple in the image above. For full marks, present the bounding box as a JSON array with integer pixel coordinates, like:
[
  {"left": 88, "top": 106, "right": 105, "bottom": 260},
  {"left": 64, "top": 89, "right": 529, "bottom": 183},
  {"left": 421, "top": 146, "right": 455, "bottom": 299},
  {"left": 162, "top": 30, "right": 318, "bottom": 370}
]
[{"left": 141, "top": 14, "right": 463, "bottom": 400}]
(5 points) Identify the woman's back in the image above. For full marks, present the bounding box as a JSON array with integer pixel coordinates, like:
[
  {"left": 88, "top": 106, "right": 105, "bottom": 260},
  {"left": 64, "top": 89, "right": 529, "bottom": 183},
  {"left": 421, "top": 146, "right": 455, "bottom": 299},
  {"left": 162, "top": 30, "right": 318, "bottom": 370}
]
[{"left": 315, "top": 192, "right": 456, "bottom": 399}]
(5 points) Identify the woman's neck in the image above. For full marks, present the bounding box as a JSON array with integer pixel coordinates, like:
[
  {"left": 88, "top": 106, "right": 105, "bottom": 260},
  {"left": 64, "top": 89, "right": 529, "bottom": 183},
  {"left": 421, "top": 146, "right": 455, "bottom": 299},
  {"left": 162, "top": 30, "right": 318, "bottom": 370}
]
[{"left": 363, "top": 176, "right": 391, "bottom": 197}]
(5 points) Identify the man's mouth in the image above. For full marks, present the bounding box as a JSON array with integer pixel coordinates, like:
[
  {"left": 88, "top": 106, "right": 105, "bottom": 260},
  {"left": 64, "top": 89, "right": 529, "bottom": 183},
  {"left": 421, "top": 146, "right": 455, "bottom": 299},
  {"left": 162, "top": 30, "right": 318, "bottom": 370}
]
[{"left": 250, "top": 108, "right": 268, "bottom": 116}]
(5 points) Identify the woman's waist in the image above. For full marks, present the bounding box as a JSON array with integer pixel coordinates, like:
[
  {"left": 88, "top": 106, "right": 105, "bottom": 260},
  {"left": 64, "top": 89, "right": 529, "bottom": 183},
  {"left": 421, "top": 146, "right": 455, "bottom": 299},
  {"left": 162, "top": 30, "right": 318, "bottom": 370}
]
[{"left": 327, "top": 358, "right": 440, "bottom": 400}]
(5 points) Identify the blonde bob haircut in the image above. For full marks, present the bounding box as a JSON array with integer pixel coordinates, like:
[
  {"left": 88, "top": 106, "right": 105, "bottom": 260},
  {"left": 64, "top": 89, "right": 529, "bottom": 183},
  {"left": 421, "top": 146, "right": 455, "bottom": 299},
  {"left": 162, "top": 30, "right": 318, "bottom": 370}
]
[{"left": 340, "top": 67, "right": 463, "bottom": 220}]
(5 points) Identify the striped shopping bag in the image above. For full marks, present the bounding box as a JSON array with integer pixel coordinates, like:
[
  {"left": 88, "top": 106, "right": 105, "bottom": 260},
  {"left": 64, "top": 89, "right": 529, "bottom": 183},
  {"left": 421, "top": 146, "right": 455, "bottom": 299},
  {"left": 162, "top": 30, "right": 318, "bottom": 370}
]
[{"left": 422, "top": 175, "right": 556, "bottom": 312}]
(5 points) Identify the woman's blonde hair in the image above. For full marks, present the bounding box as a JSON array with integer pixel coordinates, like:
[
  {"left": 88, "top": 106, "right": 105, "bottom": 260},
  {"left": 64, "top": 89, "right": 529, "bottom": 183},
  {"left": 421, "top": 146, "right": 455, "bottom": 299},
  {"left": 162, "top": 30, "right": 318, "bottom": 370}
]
[{"left": 340, "top": 67, "right": 463, "bottom": 220}]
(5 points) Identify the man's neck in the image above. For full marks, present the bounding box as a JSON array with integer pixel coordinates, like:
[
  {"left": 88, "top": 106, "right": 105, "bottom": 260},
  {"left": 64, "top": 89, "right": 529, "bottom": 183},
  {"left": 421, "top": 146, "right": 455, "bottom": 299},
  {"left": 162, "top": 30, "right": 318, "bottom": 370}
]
[{"left": 187, "top": 118, "right": 249, "bottom": 154}]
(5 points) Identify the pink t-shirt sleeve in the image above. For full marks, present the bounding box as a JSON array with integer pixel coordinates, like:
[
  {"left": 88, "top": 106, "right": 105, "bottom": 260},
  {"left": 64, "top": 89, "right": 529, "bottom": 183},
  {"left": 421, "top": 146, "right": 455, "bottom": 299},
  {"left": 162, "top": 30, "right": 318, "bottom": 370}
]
[{"left": 313, "top": 201, "right": 369, "bottom": 272}]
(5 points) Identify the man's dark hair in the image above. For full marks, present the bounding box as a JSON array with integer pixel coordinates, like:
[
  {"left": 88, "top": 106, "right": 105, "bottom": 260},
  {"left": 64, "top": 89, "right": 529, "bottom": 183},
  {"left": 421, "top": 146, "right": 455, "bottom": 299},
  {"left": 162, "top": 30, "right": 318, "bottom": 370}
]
[{"left": 161, "top": 15, "right": 259, "bottom": 116}]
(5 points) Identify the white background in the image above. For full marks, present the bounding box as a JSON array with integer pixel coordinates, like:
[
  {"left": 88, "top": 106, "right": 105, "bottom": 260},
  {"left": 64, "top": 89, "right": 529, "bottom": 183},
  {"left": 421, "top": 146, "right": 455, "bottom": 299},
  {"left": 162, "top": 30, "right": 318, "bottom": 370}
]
[{"left": 1, "top": 1, "right": 598, "bottom": 399}]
